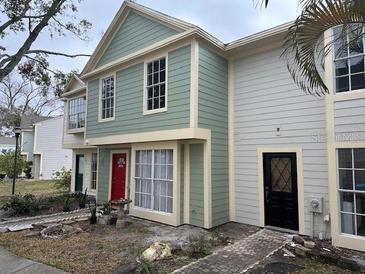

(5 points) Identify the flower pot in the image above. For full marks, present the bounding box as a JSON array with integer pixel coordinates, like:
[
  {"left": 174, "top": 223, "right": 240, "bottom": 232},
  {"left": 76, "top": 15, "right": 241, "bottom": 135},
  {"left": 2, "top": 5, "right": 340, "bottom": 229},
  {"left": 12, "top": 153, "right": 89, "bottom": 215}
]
[{"left": 90, "top": 216, "right": 97, "bottom": 224}]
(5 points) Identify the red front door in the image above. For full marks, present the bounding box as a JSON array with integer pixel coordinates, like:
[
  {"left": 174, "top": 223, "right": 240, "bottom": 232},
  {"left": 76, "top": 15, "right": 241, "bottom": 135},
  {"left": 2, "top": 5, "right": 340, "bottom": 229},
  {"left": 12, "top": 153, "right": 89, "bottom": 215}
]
[{"left": 111, "top": 153, "right": 127, "bottom": 200}]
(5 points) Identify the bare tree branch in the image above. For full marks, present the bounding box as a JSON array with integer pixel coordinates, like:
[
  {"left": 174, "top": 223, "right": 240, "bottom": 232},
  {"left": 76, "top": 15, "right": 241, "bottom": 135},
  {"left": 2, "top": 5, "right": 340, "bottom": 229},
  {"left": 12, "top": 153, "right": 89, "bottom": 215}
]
[{"left": 26, "top": 50, "right": 91, "bottom": 58}]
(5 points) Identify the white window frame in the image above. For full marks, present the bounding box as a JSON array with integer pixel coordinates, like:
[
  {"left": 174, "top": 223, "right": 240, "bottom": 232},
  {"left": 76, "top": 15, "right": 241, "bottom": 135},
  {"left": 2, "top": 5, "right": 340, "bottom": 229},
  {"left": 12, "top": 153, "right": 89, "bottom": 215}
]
[
  {"left": 337, "top": 148, "right": 365, "bottom": 237},
  {"left": 98, "top": 73, "right": 116, "bottom": 122},
  {"left": 91, "top": 152, "right": 97, "bottom": 190},
  {"left": 134, "top": 149, "right": 173, "bottom": 214},
  {"left": 143, "top": 55, "right": 168, "bottom": 115},
  {"left": 333, "top": 25, "right": 365, "bottom": 94},
  {"left": 68, "top": 96, "right": 86, "bottom": 131}
]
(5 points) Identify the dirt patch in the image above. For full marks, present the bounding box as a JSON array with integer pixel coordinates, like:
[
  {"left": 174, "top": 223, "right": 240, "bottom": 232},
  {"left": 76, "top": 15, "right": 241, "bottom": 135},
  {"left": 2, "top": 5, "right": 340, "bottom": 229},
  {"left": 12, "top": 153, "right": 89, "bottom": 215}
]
[{"left": 0, "top": 219, "right": 259, "bottom": 274}]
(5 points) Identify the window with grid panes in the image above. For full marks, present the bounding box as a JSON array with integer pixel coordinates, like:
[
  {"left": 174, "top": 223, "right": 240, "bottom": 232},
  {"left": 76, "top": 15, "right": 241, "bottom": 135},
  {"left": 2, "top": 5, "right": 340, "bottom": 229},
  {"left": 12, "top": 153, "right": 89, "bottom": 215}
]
[
  {"left": 338, "top": 148, "right": 365, "bottom": 236},
  {"left": 91, "top": 153, "right": 97, "bottom": 190},
  {"left": 146, "top": 58, "right": 166, "bottom": 112},
  {"left": 68, "top": 97, "right": 85, "bottom": 129},
  {"left": 134, "top": 149, "right": 173, "bottom": 213},
  {"left": 100, "top": 76, "right": 114, "bottom": 119},
  {"left": 334, "top": 25, "right": 365, "bottom": 93}
]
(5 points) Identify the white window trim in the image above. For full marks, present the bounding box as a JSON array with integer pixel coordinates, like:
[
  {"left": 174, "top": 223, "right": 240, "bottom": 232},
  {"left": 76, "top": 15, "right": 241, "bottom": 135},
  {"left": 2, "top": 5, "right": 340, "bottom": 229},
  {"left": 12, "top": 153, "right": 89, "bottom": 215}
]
[
  {"left": 67, "top": 96, "right": 86, "bottom": 133},
  {"left": 332, "top": 26, "right": 365, "bottom": 95},
  {"left": 143, "top": 54, "right": 168, "bottom": 115},
  {"left": 90, "top": 152, "right": 98, "bottom": 191},
  {"left": 98, "top": 73, "right": 116, "bottom": 122},
  {"left": 130, "top": 141, "right": 179, "bottom": 226},
  {"left": 134, "top": 149, "right": 173, "bottom": 214}
]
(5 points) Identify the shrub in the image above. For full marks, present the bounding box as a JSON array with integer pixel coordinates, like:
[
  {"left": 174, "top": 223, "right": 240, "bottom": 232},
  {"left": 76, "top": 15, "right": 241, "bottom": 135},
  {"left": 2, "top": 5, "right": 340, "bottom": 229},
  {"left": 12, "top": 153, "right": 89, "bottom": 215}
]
[
  {"left": 53, "top": 167, "right": 71, "bottom": 190},
  {"left": 185, "top": 234, "right": 211, "bottom": 259},
  {"left": 23, "top": 161, "right": 32, "bottom": 179},
  {"left": 0, "top": 151, "right": 27, "bottom": 178},
  {"left": 137, "top": 258, "right": 158, "bottom": 274},
  {"left": 1, "top": 194, "right": 40, "bottom": 215}
]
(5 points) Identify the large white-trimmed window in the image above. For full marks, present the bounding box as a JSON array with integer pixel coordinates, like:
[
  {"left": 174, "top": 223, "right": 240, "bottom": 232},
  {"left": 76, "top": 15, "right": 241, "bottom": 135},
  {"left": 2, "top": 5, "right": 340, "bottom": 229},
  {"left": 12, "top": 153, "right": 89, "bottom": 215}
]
[
  {"left": 134, "top": 149, "right": 173, "bottom": 213},
  {"left": 145, "top": 57, "right": 167, "bottom": 114},
  {"left": 338, "top": 148, "right": 365, "bottom": 237},
  {"left": 334, "top": 25, "right": 365, "bottom": 93},
  {"left": 91, "top": 153, "right": 97, "bottom": 190},
  {"left": 68, "top": 97, "right": 85, "bottom": 129},
  {"left": 100, "top": 76, "right": 115, "bottom": 120}
]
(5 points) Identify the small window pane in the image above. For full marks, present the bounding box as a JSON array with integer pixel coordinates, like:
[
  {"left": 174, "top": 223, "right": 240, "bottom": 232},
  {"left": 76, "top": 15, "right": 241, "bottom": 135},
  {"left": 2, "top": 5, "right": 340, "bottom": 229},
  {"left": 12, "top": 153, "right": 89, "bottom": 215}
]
[
  {"left": 357, "top": 216, "right": 365, "bottom": 237},
  {"left": 148, "top": 74, "right": 152, "bottom": 86},
  {"left": 148, "top": 87, "right": 153, "bottom": 99},
  {"left": 349, "top": 25, "right": 364, "bottom": 56},
  {"left": 336, "top": 76, "right": 349, "bottom": 93},
  {"left": 350, "top": 57, "right": 364, "bottom": 74},
  {"left": 147, "top": 99, "right": 153, "bottom": 110},
  {"left": 160, "top": 84, "right": 165, "bottom": 96},
  {"left": 148, "top": 63, "right": 153, "bottom": 74},
  {"left": 355, "top": 170, "right": 365, "bottom": 190},
  {"left": 338, "top": 149, "right": 352, "bottom": 168},
  {"left": 340, "top": 192, "right": 354, "bottom": 212},
  {"left": 335, "top": 60, "right": 349, "bottom": 76},
  {"left": 334, "top": 27, "right": 348, "bottom": 58},
  {"left": 160, "top": 96, "right": 165, "bottom": 108},
  {"left": 153, "top": 98, "right": 159, "bottom": 109},
  {"left": 351, "top": 73, "right": 365, "bottom": 90},
  {"left": 160, "top": 59, "right": 166, "bottom": 70},
  {"left": 341, "top": 213, "right": 355, "bottom": 234},
  {"left": 154, "top": 61, "right": 159, "bottom": 72},
  {"left": 356, "top": 193, "right": 365, "bottom": 214},
  {"left": 160, "top": 71, "right": 166, "bottom": 82},
  {"left": 354, "top": 149, "right": 365, "bottom": 168},
  {"left": 339, "top": 169, "right": 353, "bottom": 190}
]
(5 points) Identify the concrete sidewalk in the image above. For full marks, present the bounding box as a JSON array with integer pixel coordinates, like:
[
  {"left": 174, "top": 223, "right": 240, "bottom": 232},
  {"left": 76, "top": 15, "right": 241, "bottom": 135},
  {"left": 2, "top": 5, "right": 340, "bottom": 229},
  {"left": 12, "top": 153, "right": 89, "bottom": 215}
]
[{"left": 0, "top": 247, "right": 68, "bottom": 274}]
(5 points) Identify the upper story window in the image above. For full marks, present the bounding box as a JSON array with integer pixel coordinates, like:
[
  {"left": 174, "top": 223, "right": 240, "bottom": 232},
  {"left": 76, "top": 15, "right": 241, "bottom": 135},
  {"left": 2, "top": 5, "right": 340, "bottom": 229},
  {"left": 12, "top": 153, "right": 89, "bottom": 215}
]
[
  {"left": 100, "top": 76, "right": 115, "bottom": 120},
  {"left": 145, "top": 57, "right": 167, "bottom": 114},
  {"left": 334, "top": 25, "right": 365, "bottom": 93},
  {"left": 68, "top": 97, "right": 85, "bottom": 130}
]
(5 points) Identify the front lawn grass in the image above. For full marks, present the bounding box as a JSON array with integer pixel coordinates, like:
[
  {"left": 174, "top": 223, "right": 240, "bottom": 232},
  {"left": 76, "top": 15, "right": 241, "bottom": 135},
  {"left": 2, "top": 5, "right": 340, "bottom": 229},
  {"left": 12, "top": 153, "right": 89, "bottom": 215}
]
[{"left": 0, "top": 179, "right": 64, "bottom": 197}]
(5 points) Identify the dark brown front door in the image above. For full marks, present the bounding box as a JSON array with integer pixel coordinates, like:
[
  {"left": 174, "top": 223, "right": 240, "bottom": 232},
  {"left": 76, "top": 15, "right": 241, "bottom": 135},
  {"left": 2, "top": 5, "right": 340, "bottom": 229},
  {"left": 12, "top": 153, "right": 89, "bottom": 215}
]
[{"left": 263, "top": 153, "right": 299, "bottom": 231}]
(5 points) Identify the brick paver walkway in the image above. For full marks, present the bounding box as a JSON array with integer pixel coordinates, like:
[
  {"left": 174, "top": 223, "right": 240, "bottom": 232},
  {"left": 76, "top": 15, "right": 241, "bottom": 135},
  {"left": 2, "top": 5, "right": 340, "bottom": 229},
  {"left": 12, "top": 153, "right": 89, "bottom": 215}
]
[{"left": 174, "top": 229, "right": 289, "bottom": 274}]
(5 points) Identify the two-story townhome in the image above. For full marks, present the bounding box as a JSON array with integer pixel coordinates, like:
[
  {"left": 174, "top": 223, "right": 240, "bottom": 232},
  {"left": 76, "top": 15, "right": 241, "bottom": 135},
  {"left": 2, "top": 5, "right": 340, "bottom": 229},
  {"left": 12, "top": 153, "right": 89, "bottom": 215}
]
[{"left": 62, "top": 1, "right": 365, "bottom": 252}]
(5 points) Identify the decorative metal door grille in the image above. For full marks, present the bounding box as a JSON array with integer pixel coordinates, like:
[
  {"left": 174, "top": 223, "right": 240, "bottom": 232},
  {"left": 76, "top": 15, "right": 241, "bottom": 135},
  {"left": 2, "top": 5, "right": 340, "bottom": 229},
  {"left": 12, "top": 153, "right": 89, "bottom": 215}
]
[{"left": 271, "top": 157, "right": 292, "bottom": 193}]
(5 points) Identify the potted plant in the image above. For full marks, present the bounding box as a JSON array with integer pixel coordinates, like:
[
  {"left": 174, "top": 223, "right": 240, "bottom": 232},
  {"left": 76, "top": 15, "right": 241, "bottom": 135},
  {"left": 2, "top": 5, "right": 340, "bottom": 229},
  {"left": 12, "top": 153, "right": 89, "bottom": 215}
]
[
  {"left": 89, "top": 201, "right": 97, "bottom": 224},
  {"left": 98, "top": 202, "right": 113, "bottom": 225}
]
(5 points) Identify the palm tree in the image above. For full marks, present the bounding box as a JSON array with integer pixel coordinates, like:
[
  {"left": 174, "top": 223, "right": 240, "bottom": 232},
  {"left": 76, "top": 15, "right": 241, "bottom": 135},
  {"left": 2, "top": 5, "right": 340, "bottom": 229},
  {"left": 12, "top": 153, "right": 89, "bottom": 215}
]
[{"left": 257, "top": 0, "right": 365, "bottom": 95}]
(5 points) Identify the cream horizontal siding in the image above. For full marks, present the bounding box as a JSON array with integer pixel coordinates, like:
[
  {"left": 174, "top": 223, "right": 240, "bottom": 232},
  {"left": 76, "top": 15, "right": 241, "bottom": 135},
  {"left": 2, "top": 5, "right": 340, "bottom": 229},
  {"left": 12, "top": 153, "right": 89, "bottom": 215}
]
[
  {"left": 86, "top": 46, "right": 191, "bottom": 139},
  {"left": 34, "top": 117, "right": 72, "bottom": 179},
  {"left": 234, "top": 47, "right": 329, "bottom": 236},
  {"left": 96, "top": 11, "right": 178, "bottom": 68},
  {"left": 334, "top": 98, "right": 365, "bottom": 137}
]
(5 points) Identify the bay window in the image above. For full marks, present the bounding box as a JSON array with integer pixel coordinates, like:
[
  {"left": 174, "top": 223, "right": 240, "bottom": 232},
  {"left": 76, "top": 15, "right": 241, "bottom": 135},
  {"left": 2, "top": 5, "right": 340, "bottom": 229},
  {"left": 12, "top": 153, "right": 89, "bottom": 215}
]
[
  {"left": 68, "top": 97, "right": 85, "bottom": 129},
  {"left": 134, "top": 149, "right": 173, "bottom": 213},
  {"left": 338, "top": 148, "right": 365, "bottom": 236},
  {"left": 334, "top": 25, "right": 365, "bottom": 93}
]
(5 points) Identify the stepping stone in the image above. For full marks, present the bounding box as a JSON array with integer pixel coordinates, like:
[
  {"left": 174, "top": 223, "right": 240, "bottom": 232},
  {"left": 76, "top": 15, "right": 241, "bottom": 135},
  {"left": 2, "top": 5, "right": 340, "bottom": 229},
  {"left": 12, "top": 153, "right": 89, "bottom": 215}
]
[{"left": 8, "top": 224, "right": 33, "bottom": 232}]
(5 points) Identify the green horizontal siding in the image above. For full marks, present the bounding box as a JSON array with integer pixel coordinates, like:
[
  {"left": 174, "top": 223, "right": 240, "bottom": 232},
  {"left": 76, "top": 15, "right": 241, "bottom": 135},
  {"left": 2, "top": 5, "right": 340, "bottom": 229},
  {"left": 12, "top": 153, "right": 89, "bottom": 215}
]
[
  {"left": 97, "top": 148, "right": 110, "bottom": 203},
  {"left": 86, "top": 46, "right": 191, "bottom": 139},
  {"left": 198, "top": 44, "right": 229, "bottom": 227},
  {"left": 189, "top": 144, "right": 204, "bottom": 227},
  {"left": 96, "top": 11, "right": 179, "bottom": 67}
]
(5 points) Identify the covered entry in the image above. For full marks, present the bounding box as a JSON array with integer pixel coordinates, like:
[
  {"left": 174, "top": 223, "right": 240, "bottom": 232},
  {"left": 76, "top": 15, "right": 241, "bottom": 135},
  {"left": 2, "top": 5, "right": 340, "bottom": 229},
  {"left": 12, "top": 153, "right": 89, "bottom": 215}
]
[{"left": 263, "top": 152, "right": 299, "bottom": 231}]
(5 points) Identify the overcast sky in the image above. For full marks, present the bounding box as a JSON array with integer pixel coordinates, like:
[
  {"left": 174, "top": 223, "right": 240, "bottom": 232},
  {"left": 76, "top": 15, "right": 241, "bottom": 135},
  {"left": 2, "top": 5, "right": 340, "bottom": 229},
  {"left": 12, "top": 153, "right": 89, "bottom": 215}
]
[{"left": 11, "top": 0, "right": 301, "bottom": 73}]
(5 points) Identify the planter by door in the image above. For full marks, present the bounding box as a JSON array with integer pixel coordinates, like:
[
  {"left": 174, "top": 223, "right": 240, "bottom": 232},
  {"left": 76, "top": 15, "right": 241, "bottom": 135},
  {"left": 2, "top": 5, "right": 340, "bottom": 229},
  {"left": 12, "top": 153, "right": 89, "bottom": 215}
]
[
  {"left": 111, "top": 153, "right": 127, "bottom": 200},
  {"left": 263, "top": 153, "right": 299, "bottom": 231},
  {"left": 75, "top": 154, "right": 84, "bottom": 192}
]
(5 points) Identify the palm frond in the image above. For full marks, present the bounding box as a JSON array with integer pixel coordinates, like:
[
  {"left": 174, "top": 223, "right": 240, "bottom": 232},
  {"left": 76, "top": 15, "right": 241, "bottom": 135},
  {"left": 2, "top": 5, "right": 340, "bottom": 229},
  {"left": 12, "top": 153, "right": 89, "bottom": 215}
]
[{"left": 282, "top": 0, "right": 365, "bottom": 95}]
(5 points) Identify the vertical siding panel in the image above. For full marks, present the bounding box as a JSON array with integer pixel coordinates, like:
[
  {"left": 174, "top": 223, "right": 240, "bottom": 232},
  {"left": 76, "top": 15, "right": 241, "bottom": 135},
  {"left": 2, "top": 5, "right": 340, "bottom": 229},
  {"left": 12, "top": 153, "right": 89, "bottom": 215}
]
[
  {"left": 198, "top": 45, "right": 229, "bottom": 226},
  {"left": 96, "top": 11, "right": 178, "bottom": 67},
  {"left": 189, "top": 144, "right": 204, "bottom": 227}
]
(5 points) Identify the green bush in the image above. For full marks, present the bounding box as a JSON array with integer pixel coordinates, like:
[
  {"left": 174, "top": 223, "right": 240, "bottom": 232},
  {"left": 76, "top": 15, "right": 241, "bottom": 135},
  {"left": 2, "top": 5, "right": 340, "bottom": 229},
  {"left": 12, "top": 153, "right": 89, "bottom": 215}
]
[
  {"left": 53, "top": 167, "right": 72, "bottom": 190},
  {"left": 0, "top": 151, "right": 27, "bottom": 178},
  {"left": 185, "top": 234, "right": 211, "bottom": 259},
  {"left": 1, "top": 194, "right": 40, "bottom": 215}
]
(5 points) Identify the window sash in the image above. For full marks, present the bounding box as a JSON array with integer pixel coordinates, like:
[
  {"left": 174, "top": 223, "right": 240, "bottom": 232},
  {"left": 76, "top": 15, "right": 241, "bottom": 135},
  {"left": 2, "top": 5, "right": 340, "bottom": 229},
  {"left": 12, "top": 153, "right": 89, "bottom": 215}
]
[
  {"left": 338, "top": 148, "right": 365, "bottom": 236},
  {"left": 68, "top": 97, "right": 85, "bottom": 129},
  {"left": 134, "top": 149, "right": 173, "bottom": 213},
  {"left": 91, "top": 153, "right": 97, "bottom": 190},
  {"left": 101, "top": 76, "right": 114, "bottom": 119},
  {"left": 146, "top": 58, "right": 166, "bottom": 111}
]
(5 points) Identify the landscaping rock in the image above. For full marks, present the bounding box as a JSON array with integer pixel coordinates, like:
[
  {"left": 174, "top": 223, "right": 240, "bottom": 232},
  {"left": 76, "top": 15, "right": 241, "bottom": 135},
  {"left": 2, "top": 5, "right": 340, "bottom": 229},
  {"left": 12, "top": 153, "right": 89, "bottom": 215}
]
[
  {"left": 142, "top": 242, "right": 172, "bottom": 262},
  {"left": 292, "top": 235, "right": 304, "bottom": 245},
  {"left": 40, "top": 224, "right": 63, "bottom": 239},
  {"left": 282, "top": 248, "right": 295, "bottom": 258},
  {"left": 304, "top": 240, "right": 316, "bottom": 249},
  {"left": 294, "top": 245, "right": 310, "bottom": 257},
  {"left": 8, "top": 224, "right": 33, "bottom": 232},
  {"left": 0, "top": 227, "right": 8, "bottom": 233}
]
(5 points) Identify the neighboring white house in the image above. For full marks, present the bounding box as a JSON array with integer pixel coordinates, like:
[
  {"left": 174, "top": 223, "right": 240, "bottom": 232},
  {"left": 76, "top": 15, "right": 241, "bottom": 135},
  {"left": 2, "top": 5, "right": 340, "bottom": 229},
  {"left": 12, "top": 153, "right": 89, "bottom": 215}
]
[
  {"left": 21, "top": 116, "right": 72, "bottom": 179},
  {"left": 0, "top": 136, "right": 15, "bottom": 154}
]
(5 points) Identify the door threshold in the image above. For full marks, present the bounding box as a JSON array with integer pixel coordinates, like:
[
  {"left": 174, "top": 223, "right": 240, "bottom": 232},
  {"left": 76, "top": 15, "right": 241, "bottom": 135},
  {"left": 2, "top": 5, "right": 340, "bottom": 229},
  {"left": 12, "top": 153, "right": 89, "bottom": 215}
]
[{"left": 265, "top": 225, "right": 298, "bottom": 235}]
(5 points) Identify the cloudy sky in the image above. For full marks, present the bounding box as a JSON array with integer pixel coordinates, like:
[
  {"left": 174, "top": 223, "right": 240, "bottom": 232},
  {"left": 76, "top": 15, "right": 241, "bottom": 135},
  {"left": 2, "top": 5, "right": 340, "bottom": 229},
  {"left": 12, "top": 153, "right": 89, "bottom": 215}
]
[{"left": 11, "top": 0, "right": 301, "bottom": 73}]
